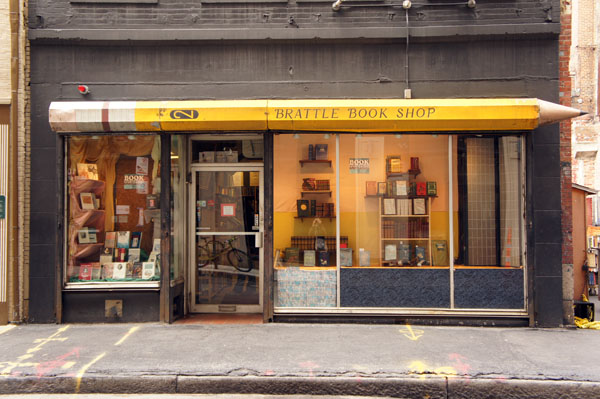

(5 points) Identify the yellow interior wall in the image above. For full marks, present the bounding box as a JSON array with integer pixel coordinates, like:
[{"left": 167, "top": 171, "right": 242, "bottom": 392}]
[{"left": 274, "top": 134, "right": 460, "bottom": 266}]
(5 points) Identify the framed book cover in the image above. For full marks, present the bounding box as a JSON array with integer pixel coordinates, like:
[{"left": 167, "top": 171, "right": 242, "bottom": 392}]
[
  {"left": 99, "top": 253, "right": 113, "bottom": 266},
  {"left": 80, "top": 192, "right": 96, "bottom": 210},
  {"left": 116, "top": 231, "right": 131, "bottom": 249},
  {"left": 318, "top": 251, "right": 329, "bottom": 266},
  {"left": 77, "top": 163, "right": 99, "bottom": 180},
  {"left": 87, "top": 228, "right": 97, "bottom": 244},
  {"left": 303, "top": 250, "right": 316, "bottom": 267},
  {"left": 315, "top": 144, "right": 328, "bottom": 160},
  {"left": 377, "top": 182, "right": 387, "bottom": 196},
  {"left": 340, "top": 248, "right": 353, "bottom": 267},
  {"left": 365, "top": 181, "right": 377, "bottom": 196},
  {"left": 152, "top": 238, "right": 161, "bottom": 253},
  {"left": 315, "top": 236, "right": 327, "bottom": 251},
  {"left": 112, "top": 262, "right": 127, "bottom": 279},
  {"left": 383, "top": 198, "right": 396, "bottom": 215},
  {"left": 146, "top": 194, "right": 159, "bottom": 209},
  {"left": 78, "top": 229, "right": 91, "bottom": 244},
  {"left": 415, "top": 246, "right": 427, "bottom": 266},
  {"left": 384, "top": 244, "right": 397, "bottom": 261},
  {"left": 387, "top": 156, "right": 403, "bottom": 173},
  {"left": 395, "top": 180, "right": 408, "bottom": 196},
  {"left": 105, "top": 232, "right": 116, "bottom": 248},
  {"left": 297, "top": 200, "right": 311, "bottom": 217},
  {"left": 432, "top": 240, "right": 448, "bottom": 266},
  {"left": 359, "top": 249, "right": 370, "bottom": 267},
  {"left": 130, "top": 232, "right": 142, "bottom": 248},
  {"left": 413, "top": 198, "right": 426, "bottom": 215},
  {"left": 141, "top": 262, "right": 156, "bottom": 279}
]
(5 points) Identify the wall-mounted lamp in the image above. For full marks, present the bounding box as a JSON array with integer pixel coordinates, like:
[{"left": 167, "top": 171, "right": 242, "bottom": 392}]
[
  {"left": 467, "top": 0, "right": 476, "bottom": 7},
  {"left": 395, "top": 134, "right": 403, "bottom": 139},
  {"left": 332, "top": 0, "right": 344, "bottom": 11},
  {"left": 402, "top": 0, "right": 411, "bottom": 9},
  {"left": 293, "top": 133, "right": 300, "bottom": 139},
  {"left": 356, "top": 134, "right": 363, "bottom": 139},
  {"left": 432, "top": 134, "right": 439, "bottom": 138},
  {"left": 77, "top": 85, "right": 90, "bottom": 95},
  {"left": 127, "top": 135, "right": 136, "bottom": 140},
  {"left": 324, "top": 133, "right": 331, "bottom": 139}
]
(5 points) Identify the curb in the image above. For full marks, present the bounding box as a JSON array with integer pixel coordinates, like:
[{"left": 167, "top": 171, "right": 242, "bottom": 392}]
[{"left": 1, "top": 375, "right": 599, "bottom": 398}]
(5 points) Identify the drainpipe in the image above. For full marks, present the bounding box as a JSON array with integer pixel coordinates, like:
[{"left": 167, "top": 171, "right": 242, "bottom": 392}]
[{"left": 9, "top": 0, "right": 21, "bottom": 322}]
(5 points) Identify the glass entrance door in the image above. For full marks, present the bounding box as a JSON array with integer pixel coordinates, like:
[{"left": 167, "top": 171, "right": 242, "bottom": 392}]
[{"left": 190, "top": 166, "right": 263, "bottom": 313}]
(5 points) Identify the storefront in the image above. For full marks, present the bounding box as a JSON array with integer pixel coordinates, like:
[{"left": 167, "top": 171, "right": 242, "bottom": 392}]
[{"left": 48, "top": 99, "right": 582, "bottom": 324}]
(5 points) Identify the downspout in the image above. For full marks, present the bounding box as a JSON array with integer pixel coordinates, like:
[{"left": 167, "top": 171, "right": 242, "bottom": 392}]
[{"left": 8, "top": 0, "right": 21, "bottom": 322}]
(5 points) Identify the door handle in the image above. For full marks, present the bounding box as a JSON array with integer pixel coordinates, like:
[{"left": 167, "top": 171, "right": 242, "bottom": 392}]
[{"left": 255, "top": 232, "right": 263, "bottom": 248}]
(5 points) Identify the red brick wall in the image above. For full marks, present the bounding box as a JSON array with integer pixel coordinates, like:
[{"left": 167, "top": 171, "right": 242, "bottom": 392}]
[{"left": 560, "top": 7, "right": 573, "bottom": 315}]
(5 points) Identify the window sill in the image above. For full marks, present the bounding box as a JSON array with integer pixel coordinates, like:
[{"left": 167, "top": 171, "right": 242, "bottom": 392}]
[{"left": 64, "top": 281, "right": 160, "bottom": 291}]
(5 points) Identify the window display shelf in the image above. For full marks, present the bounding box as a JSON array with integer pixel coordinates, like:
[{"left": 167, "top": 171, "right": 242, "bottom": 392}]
[
  {"left": 382, "top": 214, "right": 429, "bottom": 218},
  {"left": 382, "top": 238, "right": 429, "bottom": 241},
  {"left": 299, "top": 160, "right": 332, "bottom": 167},
  {"left": 294, "top": 216, "right": 335, "bottom": 221},
  {"left": 301, "top": 191, "right": 332, "bottom": 197}
]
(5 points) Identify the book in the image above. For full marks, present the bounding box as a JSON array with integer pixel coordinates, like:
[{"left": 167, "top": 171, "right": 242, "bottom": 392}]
[
  {"left": 132, "top": 262, "right": 143, "bottom": 279},
  {"left": 112, "top": 262, "right": 127, "bottom": 279},
  {"left": 315, "top": 144, "right": 328, "bottom": 160},
  {"left": 383, "top": 198, "right": 396, "bottom": 215},
  {"left": 413, "top": 198, "right": 426, "bottom": 215},
  {"left": 427, "top": 181, "right": 437, "bottom": 196},
  {"left": 310, "top": 199, "right": 317, "bottom": 217},
  {"left": 297, "top": 200, "right": 311, "bottom": 218},
  {"left": 114, "top": 248, "right": 127, "bottom": 262},
  {"left": 377, "top": 182, "right": 387, "bottom": 196},
  {"left": 318, "top": 251, "right": 329, "bottom": 266},
  {"left": 415, "top": 246, "right": 427, "bottom": 266},
  {"left": 126, "top": 262, "right": 134, "bottom": 279},
  {"left": 100, "top": 253, "right": 113, "bottom": 266},
  {"left": 303, "top": 250, "right": 316, "bottom": 267},
  {"left": 78, "top": 263, "right": 93, "bottom": 280},
  {"left": 130, "top": 232, "right": 142, "bottom": 248},
  {"left": 80, "top": 193, "right": 97, "bottom": 210},
  {"left": 410, "top": 157, "right": 419, "bottom": 171},
  {"left": 91, "top": 264, "right": 102, "bottom": 280},
  {"left": 128, "top": 248, "right": 141, "bottom": 263},
  {"left": 359, "top": 249, "right": 370, "bottom": 267},
  {"left": 416, "top": 182, "right": 427, "bottom": 197},
  {"left": 387, "top": 156, "right": 403, "bottom": 173},
  {"left": 285, "top": 248, "right": 300, "bottom": 265},
  {"left": 141, "top": 262, "right": 156, "bottom": 279},
  {"left": 116, "top": 231, "right": 131, "bottom": 249},
  {"left": 315, "top": 236, "right": 327, "bottom": 251},
  {"left": 302, "top": 178, "right": 317, "bottom": 191},
  {"left": 340, "top": 248, "right": 353, "bottom": 266},
  {"left": 366, "top": 181, "right": 377, "bottom": 196},
  {"left": 101, "top": 263, "right": 114, "bottom": 279},
  {"left": 77, "top": 163, "right": 99, "bottom": 180},
  {"left": 308, "top": 144, "right": 314, "bottom": 160},
  {"left": 105, "top": 232, "right": 116, "bottom": 248},
  {"left": 152, "top": 238, "right": 161, "bottom": 253},
  {"left": 146, "top": 194, "right": 159, "bottom": 209},
  {"left": 78, "top": 229, "right": 91, "bottom": 244},
  {"left": 398, "top": 243, "right": 411, "bottom": 265},
  {"left": 384, "top": 244, "right": 397, "bottom": 261},
  {"left": 432, "top": 240, "right": 448, "bottom": 266}
]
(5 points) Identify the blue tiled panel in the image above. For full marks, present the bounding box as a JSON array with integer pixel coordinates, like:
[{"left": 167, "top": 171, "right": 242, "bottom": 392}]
[
  {"left": 275, "top": 268, "right": 337, "bottom": 307},
  {"left": 454, "top": 268, "right": 524, "bottom": 309},
  {"left": 340, "top": 268, "right": 451, "bottom": 308}
]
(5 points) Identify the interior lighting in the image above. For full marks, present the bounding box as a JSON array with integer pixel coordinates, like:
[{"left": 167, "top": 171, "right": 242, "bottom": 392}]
[
  {"left": 356, "top": 134, "right": 363, "bottom": 138},
  {"left": 324, "top": 133, "right": 331, "bottom": 139},
  {"left": 395, "top": 134, "right": 403, "bottom": 139},
  {"left": 127, "top": 135, "right": 136, "bottom": 140},
  {"left": 293, "top": 133, "right": 300, "bottom": 139}
]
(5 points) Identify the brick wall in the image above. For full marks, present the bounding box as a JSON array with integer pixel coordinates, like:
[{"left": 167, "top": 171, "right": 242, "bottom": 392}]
[{"left": 560, "top": 0, "right": 573, "bottom": 325}]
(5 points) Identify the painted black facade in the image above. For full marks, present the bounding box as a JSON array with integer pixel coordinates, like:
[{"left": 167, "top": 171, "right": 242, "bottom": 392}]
[{"left": 28, "top": 0, "right": 564, "bottom": 326}]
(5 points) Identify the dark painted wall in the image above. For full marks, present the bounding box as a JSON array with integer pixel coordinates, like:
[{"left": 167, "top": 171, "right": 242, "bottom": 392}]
[{"left": 28, "top": 1, "right": 563, "bottom": 324}]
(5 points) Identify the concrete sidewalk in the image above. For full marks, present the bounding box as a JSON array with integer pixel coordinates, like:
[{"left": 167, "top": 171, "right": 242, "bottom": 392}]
[{"left": 0, "top": 322, "right": 599, "bottom": 398}]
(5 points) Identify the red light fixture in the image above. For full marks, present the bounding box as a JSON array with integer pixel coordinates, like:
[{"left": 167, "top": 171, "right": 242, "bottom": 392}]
[{"left": 77, "top": 85, "right": 90, "bottom": 95}]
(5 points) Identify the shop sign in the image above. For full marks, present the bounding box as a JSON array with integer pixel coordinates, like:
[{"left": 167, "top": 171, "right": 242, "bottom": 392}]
[
  {"left": 124, "top": 174, "right": 148, "bottom": 193},
  {"left": 349, "top": 158, "right": 370, "bottom": 174},
  {"left": 273, "top": 107, "right": 437, "bottom": 120},
  {"left": 0, "top": 195, "right": 5, "bottom": 219}
]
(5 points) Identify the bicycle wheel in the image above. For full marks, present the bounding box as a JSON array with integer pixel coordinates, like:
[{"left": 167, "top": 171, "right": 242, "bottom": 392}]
[
  {"left": 197, "top": 238, "right": 224, "bottom": 268},
  {"left": 227, "top": 249, "right": 253, "bottom": 272}
]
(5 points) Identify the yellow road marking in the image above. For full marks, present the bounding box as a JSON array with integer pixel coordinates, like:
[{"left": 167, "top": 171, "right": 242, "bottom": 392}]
[
  {"left": 114, "top": 326, "right": 140, "bottom": 346},
  {"left": 399, "top": 324, "right": 424, "bottom": 341},
  {"left": 75, "top": 352, "right": 106, "bottom": 393},
  {"left": 62, "top": 361, "right": 76, "bottom": 369}
]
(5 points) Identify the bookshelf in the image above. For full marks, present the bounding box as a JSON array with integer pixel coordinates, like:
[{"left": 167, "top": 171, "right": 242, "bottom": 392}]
[{"left": 379, "top": 196, "right": 432, "bottom": 266}]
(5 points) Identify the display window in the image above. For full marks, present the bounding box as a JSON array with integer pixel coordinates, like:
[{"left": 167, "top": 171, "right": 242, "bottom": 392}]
[
  {"left": 273, "top": 133, "right": 526, "bottom": 312},
  {"left": 64, "top": 135, "right": 161, "bottom": 286}
]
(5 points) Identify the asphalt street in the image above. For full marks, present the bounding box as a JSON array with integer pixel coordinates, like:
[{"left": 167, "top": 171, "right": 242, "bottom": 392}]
[{"left": 0, "top": 322, "right": 599, "bottom": 398}]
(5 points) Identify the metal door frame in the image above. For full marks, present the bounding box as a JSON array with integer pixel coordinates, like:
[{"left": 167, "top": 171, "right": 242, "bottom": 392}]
[{"left": 188, "top": 164, "right": 264, "bottom": 313}]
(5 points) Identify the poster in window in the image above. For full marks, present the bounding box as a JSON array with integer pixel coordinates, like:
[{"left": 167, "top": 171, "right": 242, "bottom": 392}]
[{"left": 221, "top": 203, "right": 236, "bottom": 217}]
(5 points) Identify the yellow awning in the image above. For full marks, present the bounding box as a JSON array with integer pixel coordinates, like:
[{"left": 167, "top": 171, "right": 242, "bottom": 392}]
[{"left": 48, "top": 98, "right": 584, "bottom": 133}]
